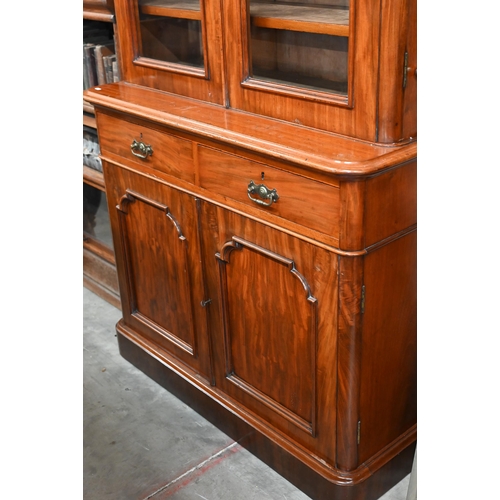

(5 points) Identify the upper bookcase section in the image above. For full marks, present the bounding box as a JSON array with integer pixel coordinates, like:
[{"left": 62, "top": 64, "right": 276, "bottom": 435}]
[{"left": 109, "top": 0, "right": 416, "bottom": 143}]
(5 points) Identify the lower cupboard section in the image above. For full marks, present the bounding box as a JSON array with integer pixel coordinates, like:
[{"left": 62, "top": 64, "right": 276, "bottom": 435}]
[{"left": 103, "top": 161, "right": 416, "bottom": 499}]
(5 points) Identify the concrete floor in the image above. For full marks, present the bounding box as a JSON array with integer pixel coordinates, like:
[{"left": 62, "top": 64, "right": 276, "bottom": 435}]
[{"left": 83, "top": 287, "right": 411, "bottom": 500}]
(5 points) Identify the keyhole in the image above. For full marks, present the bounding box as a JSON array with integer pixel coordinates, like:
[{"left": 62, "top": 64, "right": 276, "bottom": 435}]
[{"left": 261, "top": 172, "right": 265, "bottom": 180}]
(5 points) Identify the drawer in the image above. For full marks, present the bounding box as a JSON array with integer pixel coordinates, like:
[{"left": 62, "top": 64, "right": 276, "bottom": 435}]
[
  {"left": 97, "top": 113, "right": 195, "bottom": 183},
  {"left": 198, "top": 146, "right": 340, "bottom": 237}
]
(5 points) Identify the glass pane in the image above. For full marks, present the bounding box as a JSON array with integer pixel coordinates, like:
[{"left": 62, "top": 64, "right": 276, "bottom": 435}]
[
  {"left": 138, "top": 0, "right": 204, "bottom": 68},
  {"left": 83, "top": 126, "right": 102, "bottom": 173},
  {"left": 249, "top": 0, "right": 349, "bottom": 94},
  {"left": 84, "top": 183, "right": 114, "bottom": 250}
]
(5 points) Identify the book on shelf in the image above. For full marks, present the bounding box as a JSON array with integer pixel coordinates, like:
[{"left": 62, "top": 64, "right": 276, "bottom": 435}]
[
  {"left": 102, "top": 54, "right": 121, "bottom": 84},
  {"left": 94, "top": 43, "right": 115, "bottom": 85},
  {"left": 83, "top": 43, "right": 98, "bottom": 89},
  {"left": 83, "top": 20, "right": 117, "bottom": 89},
  {"left": 84, "top": 42, "right": 120, "bottom": 88},
  {"left": 112, "top": 58, "right": 120, "bottom": 82}
]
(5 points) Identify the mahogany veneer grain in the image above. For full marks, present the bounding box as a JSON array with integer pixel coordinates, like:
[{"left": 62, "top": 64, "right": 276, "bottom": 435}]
[{"left": 83, "top": 1, "right": 417, "bottom": 497}]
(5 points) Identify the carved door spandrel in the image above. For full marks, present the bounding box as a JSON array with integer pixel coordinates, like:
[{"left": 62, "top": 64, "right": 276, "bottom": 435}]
[{"left": 216, "top": 236, "right": 318, "bottom": 436}]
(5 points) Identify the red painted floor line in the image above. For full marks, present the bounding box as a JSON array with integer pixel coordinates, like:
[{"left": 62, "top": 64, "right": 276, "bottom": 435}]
[{"left": 145, "top": 442, "right": 243, "bottom": 499}]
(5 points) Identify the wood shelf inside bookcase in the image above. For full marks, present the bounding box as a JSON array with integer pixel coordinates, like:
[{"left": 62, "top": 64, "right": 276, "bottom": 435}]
[
  {"left": 83, "top": 113, "right": 97, "bottom": 129},
  {"left": 139, "top": 0, "right": 201, "bottom": 20},
  {"left": 83, "top": 165, "right": 105, "bottom": 191},
  {"left": 250, "top": 3, "right": 349, "bottom": 37}
]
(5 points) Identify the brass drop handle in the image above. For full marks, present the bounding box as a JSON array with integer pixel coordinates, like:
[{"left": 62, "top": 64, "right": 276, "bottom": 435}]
[
  {"left": 247, "top": 180, "right": 279, "bottom": 207},
  {"left": 130, "top": 139, "right": 153, "bottom": 159}
]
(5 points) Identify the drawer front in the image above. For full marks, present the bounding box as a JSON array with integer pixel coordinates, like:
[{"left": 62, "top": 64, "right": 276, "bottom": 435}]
[
  {"left": 198, "top": 146, "right": 340, "bottom": 237},
  {"left": 97, "top": 113, "right": 195, "bottom": 183}
]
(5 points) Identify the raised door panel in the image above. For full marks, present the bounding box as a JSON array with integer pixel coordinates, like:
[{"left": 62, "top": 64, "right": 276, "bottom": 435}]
[
  {"left": 104, "top": 162, "right": 213, "bottom": 379},
  {"left": 201, "top": 205, "right": 339, "bottom": 464},
  {"left": 117, "top": 190, "right": 197, "bottom": 350},
  {"left": 217, "top": 236, "right": 318, "bottom": 435}
]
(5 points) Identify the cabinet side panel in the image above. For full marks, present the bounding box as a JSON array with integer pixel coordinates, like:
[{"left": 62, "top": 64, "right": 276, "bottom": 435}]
[
  {"left": 358, "top": 231, "right": 417, "bottom": 464},
  {"left": 364, "top": 160, "right": 417, "bottom": 247},
  {"left": 376, "top": 0, "right": 416, "bottom": 143},
  {"left": 401, "top": 0, "right": 417, "bottom": 140}
]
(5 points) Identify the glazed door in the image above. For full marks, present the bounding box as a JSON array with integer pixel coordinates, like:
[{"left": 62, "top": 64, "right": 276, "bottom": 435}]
[
  {"left": 222, "top": 0, "right": 379, "bottom": 140},
  {"left": 114, "top": 0, "right": 226, "bottom": 103},
  {"left": 104, "top": 162, "right": 213, "bottom": 380},
  {"left": 200, "top": 203, "right": 340, "bottom": 463},
  {"left": 222, "top": 0, "right": 414, "bottom": 143}
]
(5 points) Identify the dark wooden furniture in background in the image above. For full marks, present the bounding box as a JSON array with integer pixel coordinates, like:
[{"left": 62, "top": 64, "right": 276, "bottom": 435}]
[
  {"left": 83, "top": 0, "right": 120, "bottom": 309},
  {"left": 84, "top": 1, "right": 416, "bottom": 498}
]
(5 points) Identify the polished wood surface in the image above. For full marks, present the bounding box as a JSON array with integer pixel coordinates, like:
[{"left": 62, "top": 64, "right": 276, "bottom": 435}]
[
  {"left": 206, "top": 207, "right": 340, "bottom": 461},
  {"left": 104, "top": 162, "right": 214, "bottom": 380},
  {"left": 359, "top": 231, "right": 417, "bottom": 464},
  {"left": 401, "top": 0, "right": 417, "bottom": 140},
  {"left": 84, "top": 1, "right": 417, "bottom": 497},
  {"left": 139, "top": 0, "right": 201, "bottom": 20},
  {"left": 376, "top": 0, "right": 417, "bottom": 143},
  {"left": 197, "top": 145, "right": 341, "bottom": 237},
  {"left": 86, "top": 83, "right": 416, "bottom": 176},
  {"left": 97, "top": 111, "right": 196, "bottom": 182},
  {"left": 250, "top": 3, "right": 350, "bottom": 36},
  {"left": 86, "top": 100, "right": 416, "bottom": 495}
]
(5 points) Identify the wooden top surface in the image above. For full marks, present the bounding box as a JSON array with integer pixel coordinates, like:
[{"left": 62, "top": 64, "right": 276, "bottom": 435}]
[{"left": 84, "top": 82, "right": 416, "bottom": 177}]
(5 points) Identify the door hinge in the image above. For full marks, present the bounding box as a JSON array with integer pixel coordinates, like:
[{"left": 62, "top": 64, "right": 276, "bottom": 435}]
[
  {"left": 360, "top": 285, "right": 365, "bottom": 314},
  {"left": 403, "top": 51, "right": 409, "bottom": 89},
  {"left": 357, "top": 420, "right": 361, "bottom": 445}
]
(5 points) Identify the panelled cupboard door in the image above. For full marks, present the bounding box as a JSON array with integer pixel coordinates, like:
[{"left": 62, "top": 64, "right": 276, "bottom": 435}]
[
  {"left": 113, "top": 0, "right": 226, "bottom": 104},
  {"left": 104, "top": 162, "right": 213, "bottom": 381},
  {"left": 200, "top": 203, "right": 340, "bottom": 465}
]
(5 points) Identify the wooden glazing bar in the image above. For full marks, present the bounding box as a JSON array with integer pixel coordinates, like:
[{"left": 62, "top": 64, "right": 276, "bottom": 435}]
[
  {"left": 250, "top": 3, "right": 349, "bottom": 37},
  {"left": 139, "top": 0, "right": 201, "bottom": 20}
]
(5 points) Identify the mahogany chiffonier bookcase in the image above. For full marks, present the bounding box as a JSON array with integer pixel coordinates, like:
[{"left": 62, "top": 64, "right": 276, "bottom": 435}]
[{"left": 84, "top": 0, "right": 416, "bottom": 498}]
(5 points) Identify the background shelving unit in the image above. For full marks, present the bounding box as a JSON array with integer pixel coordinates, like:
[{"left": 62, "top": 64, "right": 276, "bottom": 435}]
[{"left": 83, "top": 0, "right": 121, "bottom": 309}]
